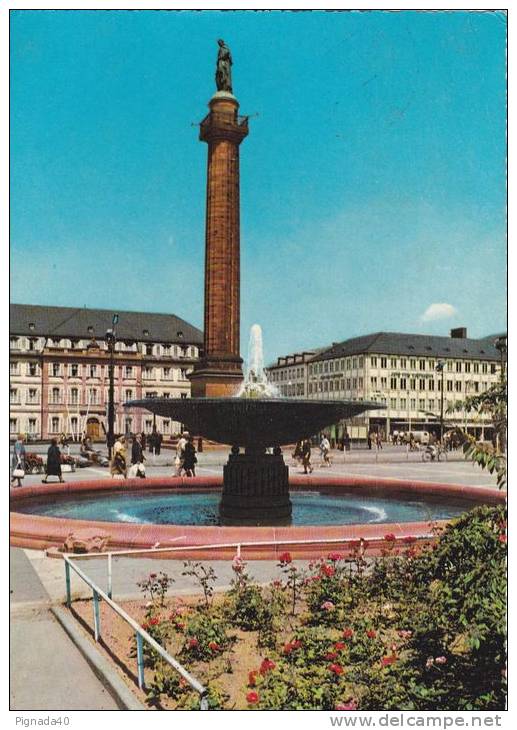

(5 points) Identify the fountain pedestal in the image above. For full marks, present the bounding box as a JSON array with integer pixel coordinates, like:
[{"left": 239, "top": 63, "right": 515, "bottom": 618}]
[{"left": 220, "top": 447, "right": 292, "bottom": 525}]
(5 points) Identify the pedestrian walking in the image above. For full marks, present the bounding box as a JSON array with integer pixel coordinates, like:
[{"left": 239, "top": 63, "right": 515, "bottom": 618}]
[
  {"left": 174, "top": 431, "right": 189, "bottom": 476},
  {"left": 343, "top": 430, "right": 351, "bottom": 452},
  {"left": 130, "top": 434, "right": 146, "bottom": 478},
  {"left": 155, "top": 430, "right": 163, "bottom": 456},
  {"left": 11, "top": 434, "right": 26, "bottom": 488},
  {"left": 42, "top": 438, "right": 64, "bottom": 483},
  {"left": 301, "top": 438, "right": 313, "bottom": 474},
  {"left": 319, "top": 434, "right": 332, "bottom": 467},
  {"left": 110, "top": 436, "right": 127, "bottom": 479},
  {"left": 183, "top": 436, "right": 197, "bottom": 477},
  {"left": 140, "top": 431, "right": 147, "bottom": 451}
]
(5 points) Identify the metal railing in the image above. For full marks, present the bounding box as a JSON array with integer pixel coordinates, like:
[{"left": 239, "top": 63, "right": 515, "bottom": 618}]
[{"left": 64, "top": 553, "right": 209, "bottom": 710}]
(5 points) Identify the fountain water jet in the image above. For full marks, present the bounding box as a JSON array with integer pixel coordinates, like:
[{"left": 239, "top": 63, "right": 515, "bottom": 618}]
[{"left": 237, "top": 324, "right": 279, "bottom": 398}]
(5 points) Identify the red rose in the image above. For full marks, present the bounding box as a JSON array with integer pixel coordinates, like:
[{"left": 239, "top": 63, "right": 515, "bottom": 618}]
[
  {"left": 141, "top": 622, "right": 149, "bottom": 630},
  {"left": 342, "top": 629, "right": 354, "bottom": 639},
  {"left": 328, "top": 551, "right": 344, "bottom": 562},
  {"left": 384, "top": 533, "right": 396, "bottom": 542},
  {"left": 329, "top": 663, "right": 345, "bottom": 675},
  {"left": 499, "top": 534, "right": 507, "bottom": 543},
  {"left": 325, "top": 651, "right": 338, "bottom": 660},
  {"left": 403, "top": 536, "right": 417, "bottom": 544},
  {"left": 366, "top": 629, "right": 377, "bottom": 639},
  {"left": 208, "top": 641, "right": 220, "bottom": 652},
  {"left": 381, "top": 655, "right": 397, "bottom": 667},
  {"left": 149, "top": 617, "right": 160, "bottom": 626},
  {"left": 321, "top": 564, "right": 336, "bottom": 578},
  {"left": 188, "top": 637, "right": 199, "bottom": 648},
  {"left": 334, "top": 641, "right": 346, "bottom": 651},
  {"left": 278, "top": 551, "right": 292, "bottom": 564},
  {"left": 259, "top": 658, "right": 276, "bottom": 675},
  {"left": 246, "top": 691, "right": 260, "bottom": 705}
]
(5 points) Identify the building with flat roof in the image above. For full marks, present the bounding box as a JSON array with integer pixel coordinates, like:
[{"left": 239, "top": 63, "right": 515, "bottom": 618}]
[
  {"left": 9, "top": 304, "right": 203, "bottom": 441},
  {"left": 267, "top": 328, "right": 502, "bottom": 442}
]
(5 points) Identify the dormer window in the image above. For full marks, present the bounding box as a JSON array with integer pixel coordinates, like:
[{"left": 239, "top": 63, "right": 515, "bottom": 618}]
[
  {"left": 143, "top": 329, "right": 149, "bottom": 336},
  {"left": 177, "top": 331, "right": 184, "bottom": 339},
  {"left": 87, "top": 326, "right": 94, "bottom": 335},
  {"left": 29, "top": 323, "right": 35, "bottom": 331}
]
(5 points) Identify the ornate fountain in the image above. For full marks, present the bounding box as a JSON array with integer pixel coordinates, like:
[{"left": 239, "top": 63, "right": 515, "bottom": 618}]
[{"left": 128, "top": 326, "right": 381, "bottom": 525}]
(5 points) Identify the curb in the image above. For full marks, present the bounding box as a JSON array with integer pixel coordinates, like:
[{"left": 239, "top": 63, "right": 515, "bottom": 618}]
[{"left": 51, "top": 605, "right": 147, "bottom": 711}]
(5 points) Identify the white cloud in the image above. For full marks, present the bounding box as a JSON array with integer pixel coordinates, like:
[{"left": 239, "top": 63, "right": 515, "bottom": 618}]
[{"left": 420, "top": 303, "right": 457, "bottom": 322}]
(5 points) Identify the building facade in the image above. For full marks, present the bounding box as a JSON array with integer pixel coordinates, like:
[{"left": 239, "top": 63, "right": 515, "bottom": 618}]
[
  {"left": 9, "top": 304, "right": 203, "bottom": 441},
  {"left": 268, "top": 329, "right": 503, "bottom": 441}
]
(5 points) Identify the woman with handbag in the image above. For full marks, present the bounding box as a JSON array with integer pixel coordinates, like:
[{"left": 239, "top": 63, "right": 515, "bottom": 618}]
[{"left": 11, "top": 433, "right": 26, "bottom": 487}]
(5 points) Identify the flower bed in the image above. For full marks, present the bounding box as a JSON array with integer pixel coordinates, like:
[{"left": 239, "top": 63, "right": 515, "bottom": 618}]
[{"left": 73, "top": 505, "right": 506, "bottom": 711}]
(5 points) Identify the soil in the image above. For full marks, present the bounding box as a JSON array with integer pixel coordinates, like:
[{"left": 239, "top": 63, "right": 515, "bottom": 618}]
[{"left": 73, "top": 593, "right": 267, "bottom": 710}]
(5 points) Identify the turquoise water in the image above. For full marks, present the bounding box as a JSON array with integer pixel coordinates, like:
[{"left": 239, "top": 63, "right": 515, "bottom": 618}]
[{"left": 14, "top": 488, "right": 476, "bottom": 526}]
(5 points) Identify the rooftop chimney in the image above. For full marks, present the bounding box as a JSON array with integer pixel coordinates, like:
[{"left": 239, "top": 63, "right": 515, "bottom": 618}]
[{"left": 450, "top": 327, "right": 467, "bottom": 339}]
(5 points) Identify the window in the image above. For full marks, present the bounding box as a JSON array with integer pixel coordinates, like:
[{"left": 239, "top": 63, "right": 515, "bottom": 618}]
[
  {"left": 329, "top": 361, "right": 334, "bottom": 372},
  {"left": 491, "top": 364, "right": 497, "bottom": 375},
  {"left": 390, "top": 398, "right": 397, "bottom": 409},
  {"left": 465, "top": 362, "right": 471, "bottom": 373},
  {"left": 429, "top": 399, "right": 435, "bottom": 411},
  {"left": 28, "top": 388, "right": 38, "bottom": 404},
  {"left": 419, "top": 399, "right": 425, "bottom": 410},
  {"left": 125, "top": 389, "right": 133, "bottom": 402},
  {"left": 428, "top": 360, "right": 434, "bottom": 369},
  {"left": 51, "top": 387, "right": 60, "bottom": 404},
  {"left": 10, "top": 418, "right": 18, "bottom": 434},
  {"left": 446, "top": 380, "right": 453, "bottom": 392},
  {"left": 10, "top": 337, "right": 19, "bottom": 350},
  {"left": 428, "top": 379, "right": 435, "bottom": 391},
  {"left": 28, "top": 339, "right": 36, "bottom": 351},
  {"left": 10, "top": 362, "right": 18, "bottom": 375},
  {"left": 410, "top": 378, "right": 416, "bottom": 390},
  {"left": 52, "top": 363, "right": 60, "bottom": 377},
  {"left": 145, "top": 344, "right": 153, "bottom": 356},
  {"left": 380, "top": 377, "right": 387, "bottom": 388},
  {"left": 143, "top": 366, "right": 153, "bottom": 378},
  {"left": 391, "top": 358, "right": 397, "bottom": 368},
  {"left": 400, "top": 377, "right": 406, "bottom": 390},
  {"left": 473, "top": 363, "right": 479, "bottom": 374},
  {"left": 419, "top": 360, "right": 425, "bottom": 371},
  {"left": 370, "top": 377, "right": 377, "bottom": 388},
  {"left": 10, "top": 388, "right": 19, "bottom": 404},
  {"left": 447, "top": 362, "right": 453, "bottom": 372},
  {"left": 181, "top": 392, "right": 188, "bottom": 399},
  {"left": 28, "top": 419, "right": 37, "bottom": 434},
  {"left": 88, "top": 388, "right": 98, "bottom": 405},
  {"left": 180, "top": 369, "right": 187, "bottom": 380},
  {"left": 329, "top": 381, "right": 334, "bottom": 392},
  {"left": 51, "top": 416, "right": 59, "bottom": 433},
  {"left": 358, "top": 377, "right": 363, "bottom": 388},
  {"left": 400, "top": 358, "right": 407, "bottom": 368},
  {"left": 352, "top": 378, "right": 357, "bottom": 389},
  {"left": 70, "top": 388, "right": 79, "bottom": 405},
  {"left": 125, "top": 366, "right": 134, "bottom": 378},
  {"left": 419, "top": 379, "right": 425, "bottom": 390},
  {"left": 69, "top": 363, "right": 78, "bottom": 377},
  {"left": 380, "top": 357, "right": 387, "bottom": 369},
  {"left": 358, "top": 357, "right": 364, "bottom": 368},
  {"left": 410, "top": 359, "right": 416, "bottom": 369},
  {"left": 346, "top": 378, "right": 351, "bottom": 390},
  {"left": 89, "top": 365, "right": 97, "bottom": 378},
  {"left": 456, "top": 362, "right": 462, "bottom": 373},
  {"left": 370, "top": 356, "right": 377, "bottom": 367},
  {"left": 163, "top": 392, "right": 170, "bottom": 398},
  {"left": 390, "top": 377, "right": 397, "bottom": 390},
  {"left": 455, "top": 381, "right": 462, "bottom": 392},
  {"left": 28, "top": 362, "right": 38, "bottom": 376},
  {"left": 410, "top": 398, "right": 416, "bottom": 410},
  {"left": 482, "top": 363, "right": 488, "bottom": 374},
  {"left": 400, "top": 398, "right": 406, "bottom": 409}
]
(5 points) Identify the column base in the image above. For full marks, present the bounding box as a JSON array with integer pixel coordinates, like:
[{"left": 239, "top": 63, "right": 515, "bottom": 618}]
[
  {"left": 219, "top": 449, "right": 292, "bottom": 526},
  {"left": 189, "top": 359, "right": 244, "bottom": 398}
]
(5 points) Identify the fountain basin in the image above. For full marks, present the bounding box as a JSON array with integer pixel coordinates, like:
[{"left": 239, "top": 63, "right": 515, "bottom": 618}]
[
  {"left": 126, "top": 398, "right": 382, "bottom": 448},
  {"left": 10, "top": 476, "right": 504, "bottom": 559}
]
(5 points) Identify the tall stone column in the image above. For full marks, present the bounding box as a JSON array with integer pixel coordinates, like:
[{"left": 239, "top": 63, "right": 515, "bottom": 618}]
[{"left": 189, "top": 90, "right": 249, "bottom": 397}]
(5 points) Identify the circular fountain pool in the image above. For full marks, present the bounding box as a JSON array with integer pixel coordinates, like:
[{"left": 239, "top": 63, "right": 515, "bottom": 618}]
[
  {"left": 10, "top": 475, "right": 504, "bottom": 558},
  {"left": 13, "top": 487, "right": 478, "bottom": 527}
]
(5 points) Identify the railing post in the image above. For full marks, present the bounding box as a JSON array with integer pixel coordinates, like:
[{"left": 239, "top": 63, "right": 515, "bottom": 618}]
[
  {"left": 136, "top": 633, "right": 145, "bottom": 689},
  {"left": 93, "top": 589, "right": 101, "bottom": 641},
  {"left": 107, "top": 554, "right": 113, "bottom": 599},
  {"left": 65, "top": 560, "right": 71, "bottom": 608},
  {"left": 200, "top": 693, "right": 209, "bottom": 710}
]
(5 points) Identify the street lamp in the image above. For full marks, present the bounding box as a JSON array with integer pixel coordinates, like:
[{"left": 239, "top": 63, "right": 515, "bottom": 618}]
[
  {"left": 105, "top": 314, "right": 119, "bottom": 460},
  {"left": 435, "top": 360, "right": 445, "bottom": 443},
  {"left": 494, "top": 336, "right": 507, "bottom": 382}
]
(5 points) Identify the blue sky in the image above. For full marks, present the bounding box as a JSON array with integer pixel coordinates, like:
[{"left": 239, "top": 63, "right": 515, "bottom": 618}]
[{"left": 10, "top": 9, "right": 507, "bottom": 363}]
